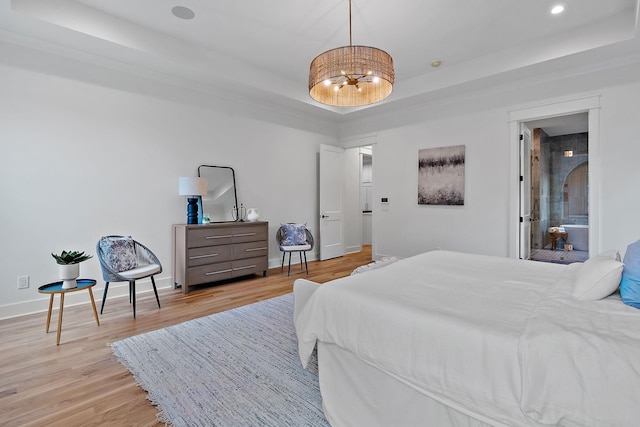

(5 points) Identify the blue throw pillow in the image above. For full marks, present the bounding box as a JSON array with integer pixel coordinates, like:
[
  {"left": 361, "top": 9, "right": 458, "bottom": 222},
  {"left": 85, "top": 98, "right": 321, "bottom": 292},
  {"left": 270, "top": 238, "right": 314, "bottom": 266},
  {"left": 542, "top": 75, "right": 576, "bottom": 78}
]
[
  {"left": 620, "top": 240, "right": 640, "bottom": 309},
  {"left": 281, "top": 223, "right": 307, "bottom": 246}
]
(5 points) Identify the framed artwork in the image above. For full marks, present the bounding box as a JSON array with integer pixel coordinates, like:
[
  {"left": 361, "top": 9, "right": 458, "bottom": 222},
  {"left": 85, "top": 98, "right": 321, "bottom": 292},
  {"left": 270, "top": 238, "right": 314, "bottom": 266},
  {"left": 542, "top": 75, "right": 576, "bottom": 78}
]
[{"left": 418, "top": 145, "right": 465, "bottom": 205}]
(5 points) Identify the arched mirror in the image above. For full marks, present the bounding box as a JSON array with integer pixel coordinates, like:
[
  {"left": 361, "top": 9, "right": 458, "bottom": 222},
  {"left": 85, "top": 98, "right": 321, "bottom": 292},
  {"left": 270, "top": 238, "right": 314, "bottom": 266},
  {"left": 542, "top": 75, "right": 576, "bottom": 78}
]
[{"left": 197, "top": 165, "right": 238, "bottom": 223}]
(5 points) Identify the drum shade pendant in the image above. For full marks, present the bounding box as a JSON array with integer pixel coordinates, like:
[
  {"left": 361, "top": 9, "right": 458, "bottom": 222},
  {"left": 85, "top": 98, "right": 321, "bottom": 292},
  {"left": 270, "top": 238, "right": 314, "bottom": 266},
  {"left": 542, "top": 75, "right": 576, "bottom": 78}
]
[{"left": 309, "top": 0, "right": 394, "bottom": 107}]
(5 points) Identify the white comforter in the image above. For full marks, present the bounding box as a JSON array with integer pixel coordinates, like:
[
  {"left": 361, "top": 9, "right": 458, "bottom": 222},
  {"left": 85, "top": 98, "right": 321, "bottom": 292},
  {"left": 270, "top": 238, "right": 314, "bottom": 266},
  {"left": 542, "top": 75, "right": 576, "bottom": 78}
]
[{"left": 295, "top": 250, "right": 640, "bottom": 426}]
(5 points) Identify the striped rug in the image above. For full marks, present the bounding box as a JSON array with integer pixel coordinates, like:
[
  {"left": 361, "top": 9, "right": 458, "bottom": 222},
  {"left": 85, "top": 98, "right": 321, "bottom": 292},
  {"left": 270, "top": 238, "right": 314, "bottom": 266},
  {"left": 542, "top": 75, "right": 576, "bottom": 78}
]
[{"left": 112, "top": 294, "right": 329, "bottom": 427}]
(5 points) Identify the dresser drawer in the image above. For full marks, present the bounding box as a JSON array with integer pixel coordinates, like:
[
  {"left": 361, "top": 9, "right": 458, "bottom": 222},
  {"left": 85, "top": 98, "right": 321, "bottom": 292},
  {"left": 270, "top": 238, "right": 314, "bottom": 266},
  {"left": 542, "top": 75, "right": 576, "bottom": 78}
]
[
  {"left": 232, "top": 257, "right": 268, "bottom": 278},
  {"left": 187, "top": 261, "right": 233, "bottom": 285},
  {"left": 232, "top": 224, "right": 267, "bottom": 243},
  {"left": 188, "top": 228, "right": 233, "bottom": 248},
  {"left": 187, "top": 245, "right": 233, "bottom": 267},
  {"left": 233, "top": 241, "right": 268, "bottom": 260}
]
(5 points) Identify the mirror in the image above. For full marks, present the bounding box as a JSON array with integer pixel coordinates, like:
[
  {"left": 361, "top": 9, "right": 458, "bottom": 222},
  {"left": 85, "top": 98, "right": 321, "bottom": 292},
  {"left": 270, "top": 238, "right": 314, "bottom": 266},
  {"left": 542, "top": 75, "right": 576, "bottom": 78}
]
[{"left": 197, "top": 165, "right": 238, "bottom": 223}]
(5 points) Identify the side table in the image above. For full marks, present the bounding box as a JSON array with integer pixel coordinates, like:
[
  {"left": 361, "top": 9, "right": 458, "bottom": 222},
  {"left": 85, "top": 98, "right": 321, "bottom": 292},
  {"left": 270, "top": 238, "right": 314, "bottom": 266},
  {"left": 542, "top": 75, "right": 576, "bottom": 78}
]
[{"left": 38, "top": 279, "right": 100, "bottom": 345}]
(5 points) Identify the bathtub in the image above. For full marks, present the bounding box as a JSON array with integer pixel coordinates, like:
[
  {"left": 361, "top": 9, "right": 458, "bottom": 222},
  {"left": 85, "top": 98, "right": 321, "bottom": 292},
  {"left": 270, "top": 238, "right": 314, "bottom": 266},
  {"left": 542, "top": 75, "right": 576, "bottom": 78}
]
[{"left": 561, "top": 224, "right": 589, "bottom": 252}]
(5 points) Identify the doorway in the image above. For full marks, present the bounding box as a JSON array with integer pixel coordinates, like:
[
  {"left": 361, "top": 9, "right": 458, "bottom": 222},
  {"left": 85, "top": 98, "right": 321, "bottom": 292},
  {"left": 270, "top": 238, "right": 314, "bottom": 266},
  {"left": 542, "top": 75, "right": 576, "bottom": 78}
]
[
  {"left": 508, "top": 95, "right": 601, "bottom": 260},
  {"left": 526, "top": 114, "right": 589, "bottom": 264}
]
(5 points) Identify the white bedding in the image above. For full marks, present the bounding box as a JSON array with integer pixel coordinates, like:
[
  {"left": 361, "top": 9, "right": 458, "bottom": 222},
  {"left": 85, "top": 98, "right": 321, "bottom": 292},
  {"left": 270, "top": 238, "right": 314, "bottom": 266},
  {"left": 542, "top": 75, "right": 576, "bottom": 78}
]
[{"left": 295, "top": 250, "right": 640, "bottom": 426}]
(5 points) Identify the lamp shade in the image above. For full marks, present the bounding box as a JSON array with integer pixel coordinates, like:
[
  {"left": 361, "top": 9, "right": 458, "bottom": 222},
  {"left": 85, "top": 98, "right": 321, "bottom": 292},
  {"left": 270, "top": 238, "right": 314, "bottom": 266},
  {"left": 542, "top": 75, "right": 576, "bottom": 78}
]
[
  {"left": 309, "top": 45, "right": 394, "bottom": 107},
  {"left": 178, "top": 177, "right": 207, "bottom": 196}
]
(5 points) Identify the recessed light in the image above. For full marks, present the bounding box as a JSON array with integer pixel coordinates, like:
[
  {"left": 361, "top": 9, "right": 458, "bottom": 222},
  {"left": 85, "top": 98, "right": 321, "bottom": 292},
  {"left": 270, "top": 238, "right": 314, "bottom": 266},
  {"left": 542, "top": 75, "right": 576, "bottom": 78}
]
[
  {"left": 551, "top": 5, "right": 564, "bottom": 15},
  {"left": 430, "top": 60, "right": 442, "bottom": 68},
  {"left": 172, "top": 6, "right": 195, "bottom": 20}
]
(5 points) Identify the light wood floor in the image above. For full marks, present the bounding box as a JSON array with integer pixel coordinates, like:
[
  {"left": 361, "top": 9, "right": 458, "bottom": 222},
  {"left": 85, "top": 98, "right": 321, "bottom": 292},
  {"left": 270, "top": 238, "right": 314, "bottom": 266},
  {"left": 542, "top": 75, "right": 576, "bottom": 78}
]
[{"left": 0, "top": 247, "right": 372, "bottom": 427}]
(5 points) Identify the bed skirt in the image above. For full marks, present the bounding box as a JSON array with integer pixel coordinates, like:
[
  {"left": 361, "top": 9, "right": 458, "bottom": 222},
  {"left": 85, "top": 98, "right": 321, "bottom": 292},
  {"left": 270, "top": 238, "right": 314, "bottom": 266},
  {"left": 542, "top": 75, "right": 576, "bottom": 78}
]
[{"left": 317, "top": 342, "right": 507, "bottom": 427}]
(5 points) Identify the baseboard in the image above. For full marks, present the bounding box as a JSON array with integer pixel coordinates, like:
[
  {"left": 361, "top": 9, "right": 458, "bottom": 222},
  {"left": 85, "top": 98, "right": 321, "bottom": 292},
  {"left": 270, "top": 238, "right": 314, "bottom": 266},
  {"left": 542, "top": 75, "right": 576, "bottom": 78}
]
[
  {"left": 0, "top": 276, "right": 174, "bottom": 320},
  {"left": 345, "top": 245, "right": 363, "bottom": 254}
]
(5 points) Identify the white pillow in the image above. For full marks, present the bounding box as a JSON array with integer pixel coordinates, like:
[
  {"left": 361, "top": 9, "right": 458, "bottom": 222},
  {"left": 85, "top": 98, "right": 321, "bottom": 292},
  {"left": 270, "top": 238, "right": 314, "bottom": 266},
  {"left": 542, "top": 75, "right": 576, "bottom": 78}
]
[{"left": 572, "top": 255, "right": 623, "bottom": 301}]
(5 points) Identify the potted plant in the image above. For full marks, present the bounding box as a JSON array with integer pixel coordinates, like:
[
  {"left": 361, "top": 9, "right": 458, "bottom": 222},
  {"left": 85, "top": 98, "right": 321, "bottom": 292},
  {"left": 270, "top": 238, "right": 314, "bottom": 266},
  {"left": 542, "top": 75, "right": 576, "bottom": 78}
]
[{"left": 52, "top": 250, "right": 93, "bottom": 289}]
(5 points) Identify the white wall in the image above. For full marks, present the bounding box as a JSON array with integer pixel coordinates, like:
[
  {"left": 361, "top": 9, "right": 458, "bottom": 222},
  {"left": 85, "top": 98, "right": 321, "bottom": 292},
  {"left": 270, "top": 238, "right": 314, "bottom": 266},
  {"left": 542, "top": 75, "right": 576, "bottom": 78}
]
[
  {"left": 340, "top": 61, "right": 640, "bottom": 260},
  {"left": 371, "top": 108, "right": 510, "bottom": 258},
  {"left": 4, "top": 41, "right": 640, "bottom": 319},
  {"left": 0, "top": 62, "right": 336, "bottom": 318}
]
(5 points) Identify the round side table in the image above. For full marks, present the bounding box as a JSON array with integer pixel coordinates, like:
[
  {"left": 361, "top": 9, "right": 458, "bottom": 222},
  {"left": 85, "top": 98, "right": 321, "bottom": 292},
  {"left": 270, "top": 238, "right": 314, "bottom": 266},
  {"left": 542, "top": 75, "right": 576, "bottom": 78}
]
[{"left": 38, "top": 279, "right": 100, "bottom": 345}]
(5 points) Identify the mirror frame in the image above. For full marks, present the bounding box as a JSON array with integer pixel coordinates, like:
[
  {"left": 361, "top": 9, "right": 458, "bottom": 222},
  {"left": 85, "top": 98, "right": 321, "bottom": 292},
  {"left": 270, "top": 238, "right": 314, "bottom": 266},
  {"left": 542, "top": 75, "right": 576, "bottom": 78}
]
[{"left": 197, "top": 165, "right": 239, "bottom": 223}]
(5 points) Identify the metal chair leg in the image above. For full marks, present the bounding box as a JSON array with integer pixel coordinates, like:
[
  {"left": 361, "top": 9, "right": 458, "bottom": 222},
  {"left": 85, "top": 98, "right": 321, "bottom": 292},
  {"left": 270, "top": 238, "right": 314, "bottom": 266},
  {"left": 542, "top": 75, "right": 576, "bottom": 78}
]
[
  {"left": 303, "top": 251, "right": 309, "bottom": 274},
  {"left": 287, "top": 252, "right": 292, "bottom": 276},
  {"left": 131, "top": 281, "right": 136, "bottom": 319},
  {"left": 100, "top": 282, "right": 110, "bottom": 314},
  {"left": 151, "top": 276, "right": 161, "bottom": 308},
  {"left": 281, "top": 251, "right": 286, "bottom": 272},
  {"left": 299, "top": 251, "right": 304, "bottom": 270}
]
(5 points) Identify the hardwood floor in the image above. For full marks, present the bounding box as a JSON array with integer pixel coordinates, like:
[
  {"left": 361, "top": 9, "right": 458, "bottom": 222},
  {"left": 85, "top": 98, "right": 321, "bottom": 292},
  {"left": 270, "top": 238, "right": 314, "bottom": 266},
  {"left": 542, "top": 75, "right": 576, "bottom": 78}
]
[{"left": 0, "top": 247, "right": 371, "bottom": 427}]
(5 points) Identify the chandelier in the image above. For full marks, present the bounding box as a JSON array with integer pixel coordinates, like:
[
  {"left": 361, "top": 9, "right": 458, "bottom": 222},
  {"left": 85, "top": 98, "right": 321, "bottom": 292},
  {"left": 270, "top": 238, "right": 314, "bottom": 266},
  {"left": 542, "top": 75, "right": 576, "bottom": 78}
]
[{"left": 308, "top": 0, "right": 394, "bottom": 107}]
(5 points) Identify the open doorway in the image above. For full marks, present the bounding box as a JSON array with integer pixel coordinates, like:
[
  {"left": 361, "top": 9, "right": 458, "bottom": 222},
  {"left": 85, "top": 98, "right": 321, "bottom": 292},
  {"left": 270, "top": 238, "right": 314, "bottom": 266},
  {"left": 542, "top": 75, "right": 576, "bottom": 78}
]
[
  {"left": 526, "top": 113, "right": 589, "bottom": 264},
  {"left": 342, "top": 143, "right": 375, "bottom": 257}
]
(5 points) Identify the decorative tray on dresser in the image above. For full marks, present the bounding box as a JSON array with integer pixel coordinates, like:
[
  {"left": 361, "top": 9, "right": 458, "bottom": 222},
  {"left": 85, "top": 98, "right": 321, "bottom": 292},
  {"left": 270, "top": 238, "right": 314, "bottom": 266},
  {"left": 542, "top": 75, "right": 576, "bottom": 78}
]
[{"left": 172, "top": 221, "right": 268, "bottom": 294}]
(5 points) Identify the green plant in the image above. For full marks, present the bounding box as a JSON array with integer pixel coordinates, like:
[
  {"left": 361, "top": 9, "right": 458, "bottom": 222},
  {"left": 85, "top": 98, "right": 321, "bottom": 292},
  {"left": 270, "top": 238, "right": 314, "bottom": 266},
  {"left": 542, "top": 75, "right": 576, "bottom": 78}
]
[{"left": 51, "top": 250, "right": 93, "bottom": 265}]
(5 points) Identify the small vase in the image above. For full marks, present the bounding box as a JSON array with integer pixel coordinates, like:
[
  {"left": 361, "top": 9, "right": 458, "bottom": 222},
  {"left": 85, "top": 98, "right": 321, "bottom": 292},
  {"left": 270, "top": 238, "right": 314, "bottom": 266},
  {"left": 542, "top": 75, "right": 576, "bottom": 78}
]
[
  {"left": 59, "top": 264, "right": 80, "bottom": 289},
  {"left": 247, "top": 208, "right": 260, "bottom": 222}
]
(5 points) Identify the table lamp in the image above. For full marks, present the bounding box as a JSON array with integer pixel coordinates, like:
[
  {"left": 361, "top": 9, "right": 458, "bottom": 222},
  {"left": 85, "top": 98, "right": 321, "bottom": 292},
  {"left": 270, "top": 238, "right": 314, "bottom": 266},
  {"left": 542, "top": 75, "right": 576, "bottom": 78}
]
[{"left": 178, "top": 177, "right": 208, "bottom": 224}]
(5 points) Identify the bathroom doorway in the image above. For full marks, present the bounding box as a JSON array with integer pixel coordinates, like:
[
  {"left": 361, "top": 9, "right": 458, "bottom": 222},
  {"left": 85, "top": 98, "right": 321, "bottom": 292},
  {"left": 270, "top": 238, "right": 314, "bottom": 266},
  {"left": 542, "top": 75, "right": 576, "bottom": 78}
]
[{"left": 526, "top": 113, "right": 590, "bottom": 264}]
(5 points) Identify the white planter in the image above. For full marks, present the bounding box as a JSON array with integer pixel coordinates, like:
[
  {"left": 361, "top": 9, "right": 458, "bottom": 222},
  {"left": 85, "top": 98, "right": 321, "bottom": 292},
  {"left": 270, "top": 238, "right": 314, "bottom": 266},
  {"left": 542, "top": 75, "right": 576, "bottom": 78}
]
[{"left": 59, "top": 263, "right": 80, "bottom": 289}]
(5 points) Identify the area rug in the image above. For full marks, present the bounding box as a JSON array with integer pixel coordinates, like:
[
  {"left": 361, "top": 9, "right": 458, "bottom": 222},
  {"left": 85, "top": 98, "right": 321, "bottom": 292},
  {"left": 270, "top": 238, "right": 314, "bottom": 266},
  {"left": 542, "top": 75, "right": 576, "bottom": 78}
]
[{"left": 111, "top": 293, "right": 330, "bottom": 427}]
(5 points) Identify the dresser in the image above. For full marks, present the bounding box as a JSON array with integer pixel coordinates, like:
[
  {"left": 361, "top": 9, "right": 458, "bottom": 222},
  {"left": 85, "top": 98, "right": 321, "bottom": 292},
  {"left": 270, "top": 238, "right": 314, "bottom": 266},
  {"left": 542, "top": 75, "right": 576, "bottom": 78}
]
[{"left": 172, "top": 221, "right": 268, "bottom": 294}]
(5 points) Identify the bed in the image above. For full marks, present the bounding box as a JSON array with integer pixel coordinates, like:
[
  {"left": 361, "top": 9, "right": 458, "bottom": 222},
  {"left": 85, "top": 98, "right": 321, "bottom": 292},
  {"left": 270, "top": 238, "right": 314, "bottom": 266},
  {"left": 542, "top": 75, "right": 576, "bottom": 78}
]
[{"left": 294, "top": 250, "right": 640, "bottom": 427}]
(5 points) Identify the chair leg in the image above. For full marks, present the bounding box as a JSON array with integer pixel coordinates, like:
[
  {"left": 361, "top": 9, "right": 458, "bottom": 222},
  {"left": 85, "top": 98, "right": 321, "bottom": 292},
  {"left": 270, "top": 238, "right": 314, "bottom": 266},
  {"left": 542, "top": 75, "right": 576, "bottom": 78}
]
[
  {"left": 303, "top": 251, "right": 309, "bottom": 274},
  {"left": 151, "top": 276, "right": 161, "bottom": 309},
  {"left": 131, "top": 281, "right": 136, "bottom": 319},
  {"left": 100, "top": 282, "right": 110, "bottom": 314},
  {"left": 281, "top": 252, "right": 285, "bottom": 272},
  {"left": 129, "top": 282, "right": 132, "bottom": 304},
  {"left": 287, "top": 252, "right": 292, "bottom": 276}
]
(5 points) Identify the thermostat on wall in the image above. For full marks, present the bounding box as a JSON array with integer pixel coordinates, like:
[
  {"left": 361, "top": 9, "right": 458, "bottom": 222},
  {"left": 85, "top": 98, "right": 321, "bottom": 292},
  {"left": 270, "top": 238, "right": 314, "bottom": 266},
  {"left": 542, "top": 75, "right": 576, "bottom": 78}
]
[{"left": 381, "top": 197, "right": 389, "bottom": 204}]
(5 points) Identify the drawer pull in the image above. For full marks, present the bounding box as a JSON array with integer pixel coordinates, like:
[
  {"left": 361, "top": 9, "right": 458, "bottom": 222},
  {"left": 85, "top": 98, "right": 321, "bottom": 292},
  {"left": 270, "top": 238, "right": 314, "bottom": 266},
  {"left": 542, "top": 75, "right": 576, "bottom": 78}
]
[
  {"left": 190, "top": 253, "right": 218, "bottom": 259},
  {"left": 233, "top": 232, "right": 256, "bottom": 237},
  {"left": 233, "top": 265, "right": 257, "bottom": 271},
  {"left": 205, "top": 234, "right": 233, "bottom": 239},
  {"left": 205, "top": 269, "right": 233, "bottom": 276},
  {"left": 245, "top": 247, "right": 267, "bottom": 252}
]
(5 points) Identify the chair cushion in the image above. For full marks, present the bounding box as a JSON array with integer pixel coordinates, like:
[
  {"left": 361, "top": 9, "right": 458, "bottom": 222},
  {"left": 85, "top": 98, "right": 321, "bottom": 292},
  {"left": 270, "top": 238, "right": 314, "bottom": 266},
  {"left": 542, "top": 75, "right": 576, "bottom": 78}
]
[
  {"left": 100, "top": 236, "right": 136, "bottom": 272},
  {"left": 281, "top": 223, "right": 308, "bottom": 246},
  {"left": 118, "top": 263, "right": 161, "bottom": 280},
  {"left": 280, "top": 244, "right": 312, "bottom": 251}
]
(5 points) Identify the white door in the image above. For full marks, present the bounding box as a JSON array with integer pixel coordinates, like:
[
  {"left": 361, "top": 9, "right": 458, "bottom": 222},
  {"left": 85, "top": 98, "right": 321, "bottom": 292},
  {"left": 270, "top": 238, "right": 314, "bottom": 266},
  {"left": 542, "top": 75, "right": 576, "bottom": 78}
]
[
  {"left": 319, "top": 144, "right": 346, "bottom": 260},
  {"left": 519, "top": 125, "right": 532, "bottom": 260}
]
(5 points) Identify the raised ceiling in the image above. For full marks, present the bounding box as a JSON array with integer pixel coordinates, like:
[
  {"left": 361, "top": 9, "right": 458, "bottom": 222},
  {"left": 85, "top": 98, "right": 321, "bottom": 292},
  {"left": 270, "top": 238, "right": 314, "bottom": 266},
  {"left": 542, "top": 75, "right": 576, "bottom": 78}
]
[{"left": 2, "top": 0, "right": 639, "bottom": 118}]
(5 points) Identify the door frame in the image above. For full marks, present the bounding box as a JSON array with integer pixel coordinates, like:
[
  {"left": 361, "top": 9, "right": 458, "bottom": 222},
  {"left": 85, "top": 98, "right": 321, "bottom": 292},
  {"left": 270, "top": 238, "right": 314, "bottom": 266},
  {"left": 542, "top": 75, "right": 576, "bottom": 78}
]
[{"left": 508, "top": 95, "right": 601, "bottom": 258}]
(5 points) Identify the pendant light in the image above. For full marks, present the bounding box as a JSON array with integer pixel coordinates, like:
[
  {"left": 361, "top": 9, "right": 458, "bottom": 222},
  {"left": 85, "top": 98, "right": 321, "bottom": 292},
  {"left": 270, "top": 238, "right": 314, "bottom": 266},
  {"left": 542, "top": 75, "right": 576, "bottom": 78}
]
[{"left": 308, "top": 0, "right": 394, "bottom": 107}]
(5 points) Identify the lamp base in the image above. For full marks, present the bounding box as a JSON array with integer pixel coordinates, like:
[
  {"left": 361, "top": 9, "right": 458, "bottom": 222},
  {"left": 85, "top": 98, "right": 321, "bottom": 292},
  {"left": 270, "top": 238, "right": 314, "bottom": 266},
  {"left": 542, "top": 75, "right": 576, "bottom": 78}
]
[{"left": 187, "top": 197, "right": 199, "bottom": 224}]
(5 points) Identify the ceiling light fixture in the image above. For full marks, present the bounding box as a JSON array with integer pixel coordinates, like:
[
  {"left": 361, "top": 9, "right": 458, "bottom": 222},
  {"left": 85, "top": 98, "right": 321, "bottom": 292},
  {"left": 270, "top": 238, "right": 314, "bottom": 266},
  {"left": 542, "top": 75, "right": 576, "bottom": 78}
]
[
  {"left": 551, "top": 5, "right": 565, "bottom": 14},
  {"left": 308, "top": 0, "right": 394, "bottom": 107}
]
